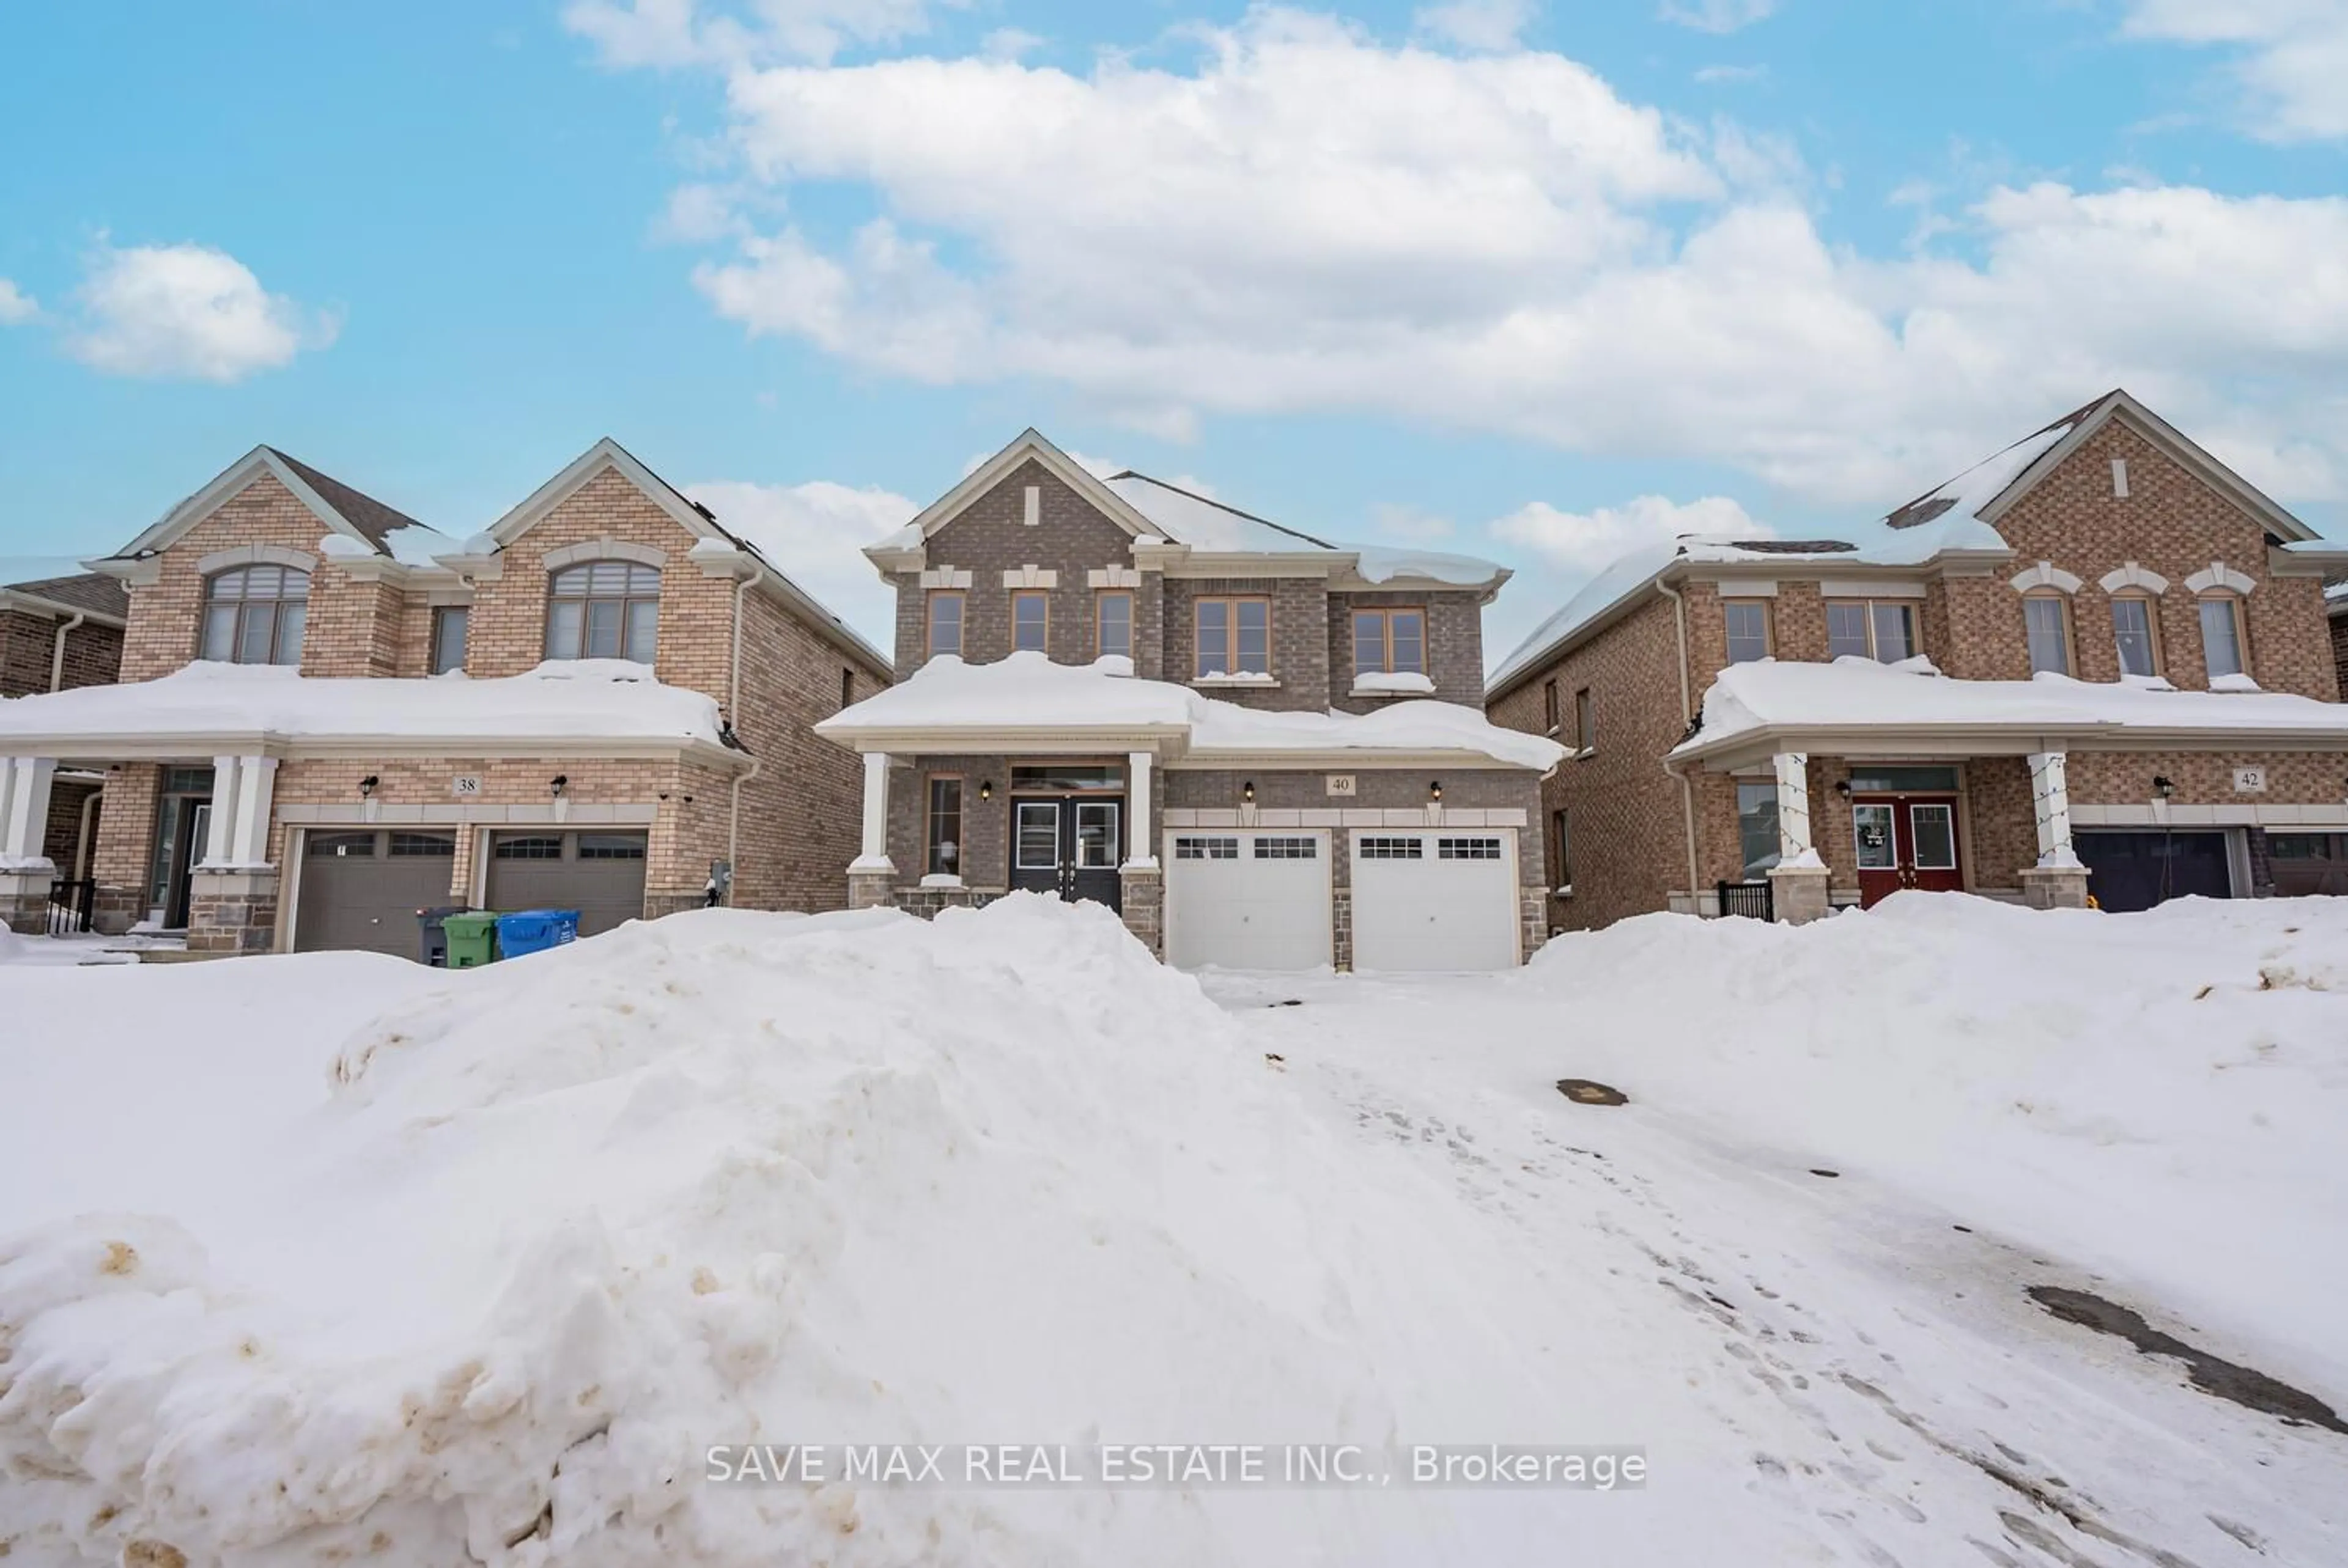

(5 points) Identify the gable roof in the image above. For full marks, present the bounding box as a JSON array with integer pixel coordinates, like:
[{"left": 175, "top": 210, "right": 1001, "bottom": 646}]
[
  {"left": 100, "top": 444, "right": 449, "bottom": 564},
  {"left": 0, "top": 571, "right": 130, "bottom": 623},
  {"left": 1102, "top": 472, "right": 1340, "bottom": 551},
  {"left": 884, "top": 429, "right": 1171, "bottom": 550}
]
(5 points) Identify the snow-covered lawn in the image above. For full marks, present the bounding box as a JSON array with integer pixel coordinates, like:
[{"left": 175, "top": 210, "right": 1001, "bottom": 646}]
[{"left": 2, "top": 895, "right": 2342, "bottom": 1565}]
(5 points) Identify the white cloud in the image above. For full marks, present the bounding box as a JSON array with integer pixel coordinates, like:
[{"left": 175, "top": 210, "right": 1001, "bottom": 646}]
[
  {"left": 0, "top": 279, "right": 36, "bottom": 325},
  {"left": 1693, "top": 62, "right": 1767, "bottom": 84},
  {"left": 1658, "top": 0, "right": 1775, "bottom": 35},
  {"left": 564, "top": 0, "right": 945, "bottom": 67},
  {"left": 1414, "top": 0, "right": 1535, "bottom": 53},
  {"left": 68, "top": 243, "right": 337, "bottom": 383},
  {"left": 628, "top": 9, "right": 2348, "bottom": 517},
  {"left": 2124, "top": 1, "right": 2348, "bottom": 142},
  {"left": 686, "top": 476, "right": 917, "bottom": 648},
  {"left": 1489, "top": 494, "right": 1766, "bottom": 575}
]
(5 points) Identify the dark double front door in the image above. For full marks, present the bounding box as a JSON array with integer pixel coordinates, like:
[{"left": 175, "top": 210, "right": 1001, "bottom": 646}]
[
  {"left": 1851, "top": 794, "right": 1963, "bottom": 907},
  {"left": 1011, "top": 795, "right": 1124, "bottom": 911}
]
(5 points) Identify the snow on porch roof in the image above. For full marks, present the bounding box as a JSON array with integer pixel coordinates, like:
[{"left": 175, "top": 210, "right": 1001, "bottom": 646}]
[
  {"left": 816, "top": 652, "right": 1566, "bottom": 768},
  {"left": 1673, "top": 657, "right": 2348, "bottom": 760},
  {"left": 0, "top": 660, "right": 731, "bottom": 751}
]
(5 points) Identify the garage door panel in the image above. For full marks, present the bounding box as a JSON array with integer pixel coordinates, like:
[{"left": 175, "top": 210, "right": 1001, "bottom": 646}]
[
  {"left": 1350, "top": 830, "right": 1519, "bottom": 973},
  {"left": 1165, "top": 831, "right": 1331, "bottom": 971},
  {"left": 2075, "top": 830, "right": 2231, "bottom": 913},
  {"left": 485, "top": 831, "right": 648, "bottom": 937},
  {"left": 294, "top": 830, "right": 457, "bottom": 957}
]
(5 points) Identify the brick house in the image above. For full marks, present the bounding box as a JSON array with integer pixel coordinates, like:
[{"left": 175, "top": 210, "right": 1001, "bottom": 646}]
[
  {"left": 2, "top": 571, "right": 128, "bottom": 896},
  {"left": 813, "top": 429, "right": 1562, "bottom": 971},
  {"left": 1488, "top": 391, "right": 2348, "bottom": 926},
  {"left": 0, "top": 441, "right": 890, "bottom": 952}
]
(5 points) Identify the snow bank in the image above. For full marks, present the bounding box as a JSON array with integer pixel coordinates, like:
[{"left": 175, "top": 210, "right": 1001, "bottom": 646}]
[
  {"left": 0, "top": 902, "right": 1581, "bottom": 1566},
  {"left": 1520, "top": 893, "right": 2348, "bottom": 1394},
  {"left": 1677, "top": 655, "right": 2348, "bottom": 754},
  {"left": 0, "top": 660, "right": 728, "bottom": 746}
]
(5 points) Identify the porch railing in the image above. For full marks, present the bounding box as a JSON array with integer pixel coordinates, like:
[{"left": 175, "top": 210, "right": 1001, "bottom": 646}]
[
  {"left": 47, "top": 877, "right": 95, "bottom": 937},
  {"left": 1715, "top": 879, "right": 1774, "bottom": 922}
]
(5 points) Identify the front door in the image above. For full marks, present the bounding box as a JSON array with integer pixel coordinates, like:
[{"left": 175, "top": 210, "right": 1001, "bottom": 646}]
[
  {"left": 1852, "top": 795, "right": 1963, "bottom": 907},
  {"left": 1010, "top": 797, "right": 1124, "bottom": 911}
]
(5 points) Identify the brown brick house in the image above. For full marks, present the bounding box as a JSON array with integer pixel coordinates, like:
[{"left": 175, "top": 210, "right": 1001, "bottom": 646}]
[
  {"left": 1488, "top": 391, "right": 2348, "bottom": 926},
  {"left": 0, "top": 441, "right": 889, "bottom": 952},
  {"left": 814, "top": 429, "right": 1562, "bottom": 971},
  {"left": 2, "top": 571, "right": 128, "bottom": 897}
]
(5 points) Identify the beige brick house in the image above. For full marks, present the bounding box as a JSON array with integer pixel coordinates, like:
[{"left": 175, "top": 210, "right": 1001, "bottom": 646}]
[
  {"left": 1488, "top": 391, "right": 2348, "bottom": 926},
  {"left": 814, "top": 429, "right": 1563, "bottom": 971},
  {"left": 0, "top": 441, "right": 889, "bottom": 953}
]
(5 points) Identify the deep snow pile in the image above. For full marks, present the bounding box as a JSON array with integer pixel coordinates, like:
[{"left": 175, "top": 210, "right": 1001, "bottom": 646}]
[
  {"left": 0, "top": 900, "right": 1675, "bottom": 1567},
  {"left": 1516, "top": 893, "right": 2348, "bottom": 1396}
]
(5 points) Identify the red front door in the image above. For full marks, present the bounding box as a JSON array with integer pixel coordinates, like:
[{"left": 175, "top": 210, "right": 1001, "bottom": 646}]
[{"left": 1852, "top": 795, "right": 1964, "bottom": 907}]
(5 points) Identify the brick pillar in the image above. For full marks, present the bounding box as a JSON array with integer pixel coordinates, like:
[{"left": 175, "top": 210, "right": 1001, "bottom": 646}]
[
  {"left": 1518, "top": 888, "right": 1549, "bottom": 962},
  {"left": 185, "top": 869, "right": 281, "bottom": 954},
  {"left": 1768, "top": 864, "right": 1831, "bottom": 924},
  {"left": 0, "top": 869, "right": 54, "bottom": 935},
  {"left": 847, "top": 867, "right": 896, "bottom": 910},
  {"left": 1118, "top": 865, "right": 1162, "bottom": 957},
  {"left": 2017, "top": 866, "right": 2091, "bottom": 910}
]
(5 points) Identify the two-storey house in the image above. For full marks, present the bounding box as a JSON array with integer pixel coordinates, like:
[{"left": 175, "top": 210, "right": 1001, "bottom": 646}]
[
  {"left": 814, "top": 429, "right": 1562, "bottom": 971},
  {"left": 0, "top": 441, "right": 890, "bottom": 952},
  {"left": 1, "top": 570, "right": 128, "bottom": 911},
  {"left": 1488, "top": 390, "right": 2348, "bottom": 926}
]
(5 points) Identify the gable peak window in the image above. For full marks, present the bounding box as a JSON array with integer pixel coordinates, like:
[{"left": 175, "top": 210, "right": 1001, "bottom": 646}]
[
  {"left": 201, "top": 563, "right": 310, "bottom": 665},
  {"left": 926, "top": 589, "right": 964, "bottom": 660},
  {"left": 1012, "top": 589, "right": 1050, "bottom": 653},
  {"left": 2198, "top": 595, "right": 2245, "bottom": 681},
  {"left": 1195, "top": 596, "right": 1270, "bottom": 677},
  {"left": 430, "top": 604, "right": 470, "bottom": 675},
  {"left": 2110, "top": 595, "right": 2159, "bottom": 678},
  {"left": 1095, "top": 590, "right": 1133, "bottom": 659},
  {"left": 1352, "top": 606, "right": 1427, "bottom": 675},
  {"left": 1825, "top": 599, "right": 1915, "bottom": 664},
  {"left": 546, "top": 561, "right": 660, "bottom": 664},
  {"left": 2022, "top": 594, "right": 2071, "bottom": 677},
  {"left": 1723, "top": 600, "right": 1770, "bottom": 664}
]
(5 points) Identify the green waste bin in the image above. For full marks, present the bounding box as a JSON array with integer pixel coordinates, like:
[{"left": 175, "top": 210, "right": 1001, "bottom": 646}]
[{"left": 442, "top": 911, "right": 501, "bottom": 969}]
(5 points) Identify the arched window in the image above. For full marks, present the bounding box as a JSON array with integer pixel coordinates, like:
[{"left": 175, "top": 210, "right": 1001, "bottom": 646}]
[
  {"left": 2021, "top": 592, "right": 2072, "bottom": 675},
  {"left": 545, "top": 562, "right": 660, "bottom": 663},
  {"left": 2197, "top": 594, "right": 2247, "bottom": 682},
  {"left": 200, "top": 564, "right": 309, "bottom": 664}
]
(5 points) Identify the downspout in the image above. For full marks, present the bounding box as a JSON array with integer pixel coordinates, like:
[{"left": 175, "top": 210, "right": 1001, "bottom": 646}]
[
  {"left": 73, "top": 788, "right": 100, "bottom": 880},
  {"left": 50, "top": 610, "right": 87, "bottom": 692},
  {"left": 725, "top": 558, "right": 768, "bottom": 904},
  {"left": 1652, "top": 578, "right": 1700, "bottom": 899}
]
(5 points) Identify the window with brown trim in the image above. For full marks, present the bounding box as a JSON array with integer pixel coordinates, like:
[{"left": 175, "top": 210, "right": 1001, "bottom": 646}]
[
  {"left": 1351, "top": 606, "right": 1427, "bottom": 675},
  {"left": 2198, "top": 594, "right": 2246, "bottom": 682},
  {"left": 546, "top": 561, "right": 660, "bottom": 663},
  {"left": 1723, "top": 600, "right": 1770, "bottom": 664},
  {"left": 429, "top": 605, "right": 469, "bottom": 675},
  {"left": 200, "top": 564, "right": 310, "bottom": 665},
  {"left": 1012, "top": 589, "right": 1050, "bottom": 653},
  {"left": 2023, "top": 594, "right": 2072, "bottom": 676},
  {"left": 2110, "top": 594, "right": 2160, "bottom": 677},
  {"left": 1095, "top": 591, "right": 1134, "bottom": 659},
  {"left": 1826, "top": 599, "right": 1915, "bottom": 663},
  {"left": 1195, "top": 596, "right": 1271, "bottom": 677},
  {"left": 926, "top": 776, "right": 963, "bottom": 877},
  {"left": 1543, "top": 678, "right": 1560, "bottom": 734},
  {"left": 927, "top": 590, "right": 964, "bottom": 660}
]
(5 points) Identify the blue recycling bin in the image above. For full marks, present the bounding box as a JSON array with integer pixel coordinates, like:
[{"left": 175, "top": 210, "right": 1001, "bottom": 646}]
[{"left": 493, "top": 909, "right": 581, "bottom": 958}]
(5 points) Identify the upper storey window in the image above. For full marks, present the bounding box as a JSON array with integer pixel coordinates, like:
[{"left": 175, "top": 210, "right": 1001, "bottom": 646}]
[
  {"left": 2110, "top": 596, "right": 2160, "bottom": 678},
  {"left": 546, "top": 562, "right": 660, "bottom": 663},
  {"left": 1352, "top": 607, "right": 1426, "bottom": 675},
  {"left": 2198, "top": 596, "right": 2246, "bottom": 681},
  {"left": 1195, "top": 597, "right": 1271, "bottom": 677},
  {"left": 1723, "top": 601, "right": 1770, "bottom": 664},
  {"left": 201, "top": 564, "right": 309, "bottom": 665},
  {"left": 2023, "top": 596, "right": 2072, "bottom": 676},
  {"left": 1826, "top": 600, "right": 1914, "bottom": 663},
  {"left": 928, "top": 590, "right": 964, "bottom": 659},
  {"left": 1095, "top": 591, "right": 1133, "bottom": 659}
]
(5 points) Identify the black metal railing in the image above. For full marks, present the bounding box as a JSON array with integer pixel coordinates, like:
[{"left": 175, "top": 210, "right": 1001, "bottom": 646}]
[
  {"left": 47, "top": 878, "right": 95, "bottom": 937},
  {"left": 1715, "top": 879, "right": 1773, "bottom": 921}
]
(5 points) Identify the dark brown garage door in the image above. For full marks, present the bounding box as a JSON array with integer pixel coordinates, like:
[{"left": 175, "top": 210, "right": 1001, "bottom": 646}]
[
  {"left": 294, "top": 830, "right": 459, "bottom": 957},
  {"left": 484, "top": 831, "right": 649, "bottom": 937}
]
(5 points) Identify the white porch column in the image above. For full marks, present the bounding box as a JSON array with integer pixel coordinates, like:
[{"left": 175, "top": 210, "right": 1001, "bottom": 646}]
[
  {"left": 853, "top": 751, "right": 894, "bottom": 871},
  {"left": 1124, "top": 751, "right": 1157, "bottom": 869},
  {"left": 227, "top": 756, "right": 278, "bottom": 867},
  {"left": 2026, "top": 751, "right": 2078, "bottom": 867},
  {"left": 1771, "top": 751, "right": 1815, "bottom": 865},
  {"left": 0, "top": 757, "right": 58, "bottom": 867},
  {"left": 202, "top": 753, "right": 243, "bottom": 869}
]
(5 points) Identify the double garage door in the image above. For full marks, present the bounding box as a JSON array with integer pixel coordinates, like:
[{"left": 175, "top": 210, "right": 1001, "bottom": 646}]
[
  {"left": 1164, "top": 828, "right": 1519, "bottom": 973},
  {"left": 293, "top": 828, "right": 648, "bottom": 957}
]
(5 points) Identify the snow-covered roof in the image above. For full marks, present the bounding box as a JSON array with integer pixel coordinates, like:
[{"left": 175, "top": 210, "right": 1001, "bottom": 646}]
[
  {"left": 0, "top": 660, "right": 733, "bottom": 754},
  {"left": 816, "top": 652, "right": 1562, "bottom": 769},
  {"left": 1674, "top": 657, "right": 2348, "bottom": 761},
  {"left": 1104, "top": 474, "right": 1337, "bottom": 553}
]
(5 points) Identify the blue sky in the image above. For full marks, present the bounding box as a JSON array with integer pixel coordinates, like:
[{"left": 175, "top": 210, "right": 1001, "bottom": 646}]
[{"left": 4, "top": 1, "right": 2344, "bottom": 658}]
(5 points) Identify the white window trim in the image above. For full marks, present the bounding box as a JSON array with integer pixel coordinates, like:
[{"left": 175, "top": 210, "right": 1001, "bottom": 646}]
[
  {"left": 919, "top": 566, "right": 974, "bottom": 589},
  {"left": 542, "top": 537, "right": 667, "bottom": 573},
  {"left": 1088, "top": 565, "right": 1143, "bottom": 589},
  {"left": 2184, "top": 561, "right": 2257, "bottom": 597},
  {"left": 1002, "top": 565, "right": 1060, "bottom": 589},
  {"left": 1820, "top": 580, "right": 1926, "bottom": 599},
  {"left": 2099, "top": 561, "right": 2169, "bottom": 595},
  {"left": 2009, "top": 561, "right": 2083, "bottom": 595},
  {"left": 198, "top": 543, "right": 319, "bottom": 576}
]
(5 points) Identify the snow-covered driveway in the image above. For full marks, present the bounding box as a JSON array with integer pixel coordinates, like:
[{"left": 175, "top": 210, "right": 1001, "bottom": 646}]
[{"left": 1, "top": 895, "right": 2341, "bottom": 1566}]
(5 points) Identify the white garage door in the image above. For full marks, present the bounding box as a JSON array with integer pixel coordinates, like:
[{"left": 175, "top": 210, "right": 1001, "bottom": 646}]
[
  {"left": 1350, "top": 830, "right": 1520, "bottom": 973},
  {"left": 1164, "top": 830, "right": 1332, "bottom": 971}
]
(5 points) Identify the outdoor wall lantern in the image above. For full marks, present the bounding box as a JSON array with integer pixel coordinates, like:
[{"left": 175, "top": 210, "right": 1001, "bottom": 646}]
[
  {"left": 550, "top": 774, "right": 570, "bottom": 799},
  {"left": 1242, "top": 780, "right": 1256, "bottom": 803},
  {"left": 980, "top": 779, "right": 994, "bottom": 801},
  {"left": 358, "top": 775, "right": 379, "bottom": 798},
  {"left": 1430, "top": 780, "right": 1444, "bottom": 803},
  {"left": 1833, "top": 779, "right": 1853, "bottom": 799},
  {"left": 2153, "top": 775, "right": 2176, "bottom": 799}
]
